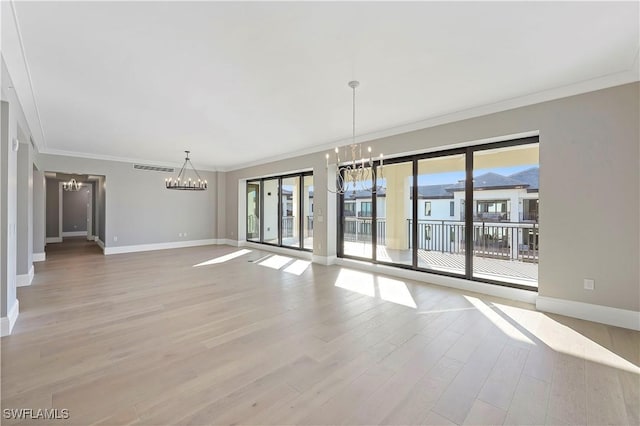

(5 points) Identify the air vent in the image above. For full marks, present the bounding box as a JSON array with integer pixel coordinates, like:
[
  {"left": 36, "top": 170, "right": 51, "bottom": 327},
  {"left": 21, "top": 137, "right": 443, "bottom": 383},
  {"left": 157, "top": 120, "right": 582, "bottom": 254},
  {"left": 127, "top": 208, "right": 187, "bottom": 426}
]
[{"left": 133, "top": 164, "right": 175, "bottom": 173}]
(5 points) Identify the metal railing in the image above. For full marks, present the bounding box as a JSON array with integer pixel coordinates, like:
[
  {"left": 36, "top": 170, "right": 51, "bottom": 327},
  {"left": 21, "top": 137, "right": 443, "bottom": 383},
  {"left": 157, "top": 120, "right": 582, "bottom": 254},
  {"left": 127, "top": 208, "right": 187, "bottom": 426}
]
[
  {"left": 407, "top": 219, "right": 538, "bottom": 262},
  {"left": 343, "top": 217, "right": 386, "bottom": 245},
  {"left": 282, "top": 216, "right": 294, "bottom": 238}
]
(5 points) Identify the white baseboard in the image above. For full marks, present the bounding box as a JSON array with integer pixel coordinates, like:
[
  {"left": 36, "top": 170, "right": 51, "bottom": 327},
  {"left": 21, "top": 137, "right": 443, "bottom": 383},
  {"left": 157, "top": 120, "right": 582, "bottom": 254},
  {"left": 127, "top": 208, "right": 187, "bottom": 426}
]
[
  {"left": 312, "top": 255, "right": 337, "bottom": 266},
  {"left": 221, "top": 239, "right": 241, "bottom": 247},
  {"left": 87, "top": 235, "right": 97, "bottom": 241},
  {"left": 334, "top": 258, "right": 538, "bottom": 305},
  {"left": 62, "top": 231, "right": 87, "bottom": 237},
  {"left": 46, "top": 237, "right": 62, "bottom": 243},
  {"left": 33, "top": 252, "right": 46, "bottom": 262},
  {"left": 16, "top": 265, "right": 34, "bottom": 287},
  {"left": 1, "top": 300, "right": 19, "bottom": 337},
  {"left": 242, "top": 241, "right": 313, "bottom": 260},
  {"left": 96, "top": 238, "right": 105, "bottom": 251},
  {"left": 536, "top": 296, "right": 640, "bottom": 331},
  {"left": 104, "top": 239, "right": 218, "bottom": 255}
]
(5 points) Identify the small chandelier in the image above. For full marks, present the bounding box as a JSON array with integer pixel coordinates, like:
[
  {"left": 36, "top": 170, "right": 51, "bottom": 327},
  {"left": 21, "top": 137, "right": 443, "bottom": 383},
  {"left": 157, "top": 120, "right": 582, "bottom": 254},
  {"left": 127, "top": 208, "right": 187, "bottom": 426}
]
[
  {"left": 326, "top": 81, "right": 383, "bottom": 194},
  {"left": 165, "top": 150, "right": 207, "bottom": 191},
  {"left": 63, "top": 178, "right": 81, "bottom": 191}
]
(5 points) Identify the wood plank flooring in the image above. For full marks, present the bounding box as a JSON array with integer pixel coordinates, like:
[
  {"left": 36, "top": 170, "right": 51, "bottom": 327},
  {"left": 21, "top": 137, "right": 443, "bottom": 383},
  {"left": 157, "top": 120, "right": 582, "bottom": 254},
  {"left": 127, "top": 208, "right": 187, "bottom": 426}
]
[{"left": 1, "top": 238, "right": 638, "bottom": 425}]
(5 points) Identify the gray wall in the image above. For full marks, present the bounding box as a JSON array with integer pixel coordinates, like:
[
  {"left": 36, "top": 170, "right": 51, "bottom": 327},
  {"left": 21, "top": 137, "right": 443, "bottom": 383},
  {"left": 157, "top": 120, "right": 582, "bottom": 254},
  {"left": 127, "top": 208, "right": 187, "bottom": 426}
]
[
  {"left": 62, "top": 188, "right": 88, "bottom": 233},
  {"left": 16, "top": 137, "right": 33, "bottom": 275},
  {"left": 98, "top": 176, "right": 106, "bottom": 242},
  {"left": 32, "top": 168, "right": 46, "bottom": 255},
  {"left": 45, "top": 178, "right": 60, "bottom": 238},
  {"left": 225, "top": 82, "right": 640, "bottom": 313},
  {"left": 37, "top": 155, "right": 218, "bottom": 247}
]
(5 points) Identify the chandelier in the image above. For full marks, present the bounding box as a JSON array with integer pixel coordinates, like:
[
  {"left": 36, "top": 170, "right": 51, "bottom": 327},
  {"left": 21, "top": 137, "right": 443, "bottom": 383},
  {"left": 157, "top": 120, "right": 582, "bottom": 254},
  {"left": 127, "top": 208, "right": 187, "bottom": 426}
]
[
  {"left": 63, "top": 178, "right": 81, "bottom": 191},
  {"left": 326, "top": 81, "right": 383, "bottom": 194},
  {"left": 165, "top": 151, "right": 207, "bottom": 191}
]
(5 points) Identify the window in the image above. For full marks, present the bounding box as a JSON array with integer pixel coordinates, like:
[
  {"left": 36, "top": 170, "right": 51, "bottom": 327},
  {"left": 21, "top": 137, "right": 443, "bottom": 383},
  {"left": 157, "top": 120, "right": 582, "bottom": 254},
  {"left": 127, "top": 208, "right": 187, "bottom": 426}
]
[
  {"left": 245, "top": 171, "right": 313, "bottom": 251},
  {"left": 338, "top": 136, "right": 539, "bottom": 291},
  {"left": 344, "top": 202, "right": 356, "bottom": 216},
  {"left": 360, "top": 202, "right": 372, "bottom": 218},
  {"left": 425, "top": 201, "right": 431, "bottom": 216}
]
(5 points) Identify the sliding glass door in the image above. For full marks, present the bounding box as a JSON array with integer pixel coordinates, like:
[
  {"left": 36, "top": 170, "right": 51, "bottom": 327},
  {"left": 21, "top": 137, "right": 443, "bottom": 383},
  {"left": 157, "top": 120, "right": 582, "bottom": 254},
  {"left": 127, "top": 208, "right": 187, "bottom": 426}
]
[
  {"left": 245, "top": 171, "right": 313, "bottom": 251},
  {"left": 246, "top": 181, "right": 261, "bottom": 242},
  {"left": 416, "top": 154, "right": 466, "bottom": 275},
  {"left": 472, "top": 143, "right": 539, "bottom": 287},
  {"left": 263, "top": 178, "right": 280, "bottom": 245},
  {"left": 338, "top": 137, "right": 539, "bottom": 290}
]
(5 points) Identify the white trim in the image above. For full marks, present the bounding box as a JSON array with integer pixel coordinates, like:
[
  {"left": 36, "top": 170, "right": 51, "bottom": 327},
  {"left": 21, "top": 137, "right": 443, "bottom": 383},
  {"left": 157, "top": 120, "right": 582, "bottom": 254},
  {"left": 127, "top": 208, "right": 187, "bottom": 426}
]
[
  {"left": 62, "top": 231, "right": 88, "bottom": 237},
  {"left": 38, "top": 148, "right": 218, "bottom": 172},
  {"left": 8, "top": 1, "right": 46, "bottom": 151},
  {"left": 536, "top": 296, "right": 640, "bottom": 331},
  {"left": 16, "top": 265, "right": 34, "bottom": 287},
  {"left": 46, "top": 237, "right": 62, "bottom": 243},
  {"left": 312, "top": 255, "right": 337, "bottom": 266},
  {"left": 1, "top": 300, "right": 20, "bottom": 337},
  {"left": 219, "top": 239, "right": 240, "bottom": 247},
  {"left": 242, "top": 241, "right": 313, "bottom": 260},
  {"left": 96, "top": 238, "right": 105, "bottom": 251},
  {"left": 33, "top": 252, "right": 46, "bottom": 262},
  {"left": 222, "top": 71, "right": 638, "bottom": 172},
  {"left": 24, "top": 69, "right": 638, "bottom": 173},
  {"left": 104, "top": 239, "right": 218, "bottom": 255},
  {"left": 334, "top": 258, "right": 537, "bottom": 305}
]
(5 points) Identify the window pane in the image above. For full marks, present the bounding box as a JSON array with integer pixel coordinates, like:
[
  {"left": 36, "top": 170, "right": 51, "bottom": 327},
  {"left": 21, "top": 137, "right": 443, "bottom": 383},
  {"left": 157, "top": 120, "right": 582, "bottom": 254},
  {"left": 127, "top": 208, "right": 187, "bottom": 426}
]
[
  {"left": 303, "top": 175, "right": 314, "bottom": 250},
  {"left": 416, "top": 154, "right": 466, "bottom": 275},
  {"left": 376, "top": 161, "right": 412, "bottom": 266},
  {"left": 246, "top": 181, "right": 260, "bottom": 241},
  {"left": 263, "top": 178, "right": 279, "bottom": 244},
  {"left": 472, "top": 143, "right": 539, "bottom": 287},
  {"left": 281, "top": 176, "right": 300, "bottom": 248},
  {"left": 342, "top": 167, "right": 374, "bottom": 259}
]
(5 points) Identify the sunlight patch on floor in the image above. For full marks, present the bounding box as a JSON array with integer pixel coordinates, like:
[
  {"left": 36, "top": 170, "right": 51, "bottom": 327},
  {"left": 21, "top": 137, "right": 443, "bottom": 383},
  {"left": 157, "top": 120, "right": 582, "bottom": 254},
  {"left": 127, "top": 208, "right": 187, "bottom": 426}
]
[
  {"left": 378, "top": 276, "right": 417, "bottom": 308},
  {"left": 283, "top": 260, "right": 311, "bottom": 276},
  {"left": 467, "top": 297, "right": 640, "bottom": 374},
  {"left": 193, "top": 249, "right": 252, "bottom": 267},
  {"left": 258, "top": 255, "right": 293, "bottom": 270},
  {"left": 334, "top": 268, "right": 418, "bottom": 308},
  {"left": 335, "top": 269, "right": 375, "bottom": 297}
]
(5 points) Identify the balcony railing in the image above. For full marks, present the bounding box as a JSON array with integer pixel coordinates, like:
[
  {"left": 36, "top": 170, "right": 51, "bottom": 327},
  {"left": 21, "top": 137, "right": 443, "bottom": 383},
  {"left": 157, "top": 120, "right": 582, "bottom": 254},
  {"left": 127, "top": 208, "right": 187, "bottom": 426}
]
[
  {"left": 342, "top": 217, "right": 538, "bottom": 263},
  {"left": 343, "top": 217, "right": 386, "bottom": 245},
  {"left": 408, "top": 219, "right": 538, "bottom": 262},
  {"left": 281, "top": 216, "right": 314, "bottom": 239}
]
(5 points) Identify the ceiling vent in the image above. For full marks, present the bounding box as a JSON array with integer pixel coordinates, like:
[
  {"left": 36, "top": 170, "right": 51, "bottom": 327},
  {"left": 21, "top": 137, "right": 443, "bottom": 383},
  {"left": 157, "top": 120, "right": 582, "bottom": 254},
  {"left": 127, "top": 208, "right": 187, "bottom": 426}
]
[{"left": 133, "top": 164, "right": 175, "bottom": 173}]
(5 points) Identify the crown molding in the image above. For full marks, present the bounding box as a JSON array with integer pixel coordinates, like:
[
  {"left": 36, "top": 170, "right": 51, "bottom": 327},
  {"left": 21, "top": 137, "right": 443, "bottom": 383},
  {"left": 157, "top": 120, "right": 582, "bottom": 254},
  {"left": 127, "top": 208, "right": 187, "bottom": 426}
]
[
  {"left": 221, "top": 67, "right": 639, "bottom": 172},
  {"left": 37, "top": 147, "right": 219, "bottom": 172}
]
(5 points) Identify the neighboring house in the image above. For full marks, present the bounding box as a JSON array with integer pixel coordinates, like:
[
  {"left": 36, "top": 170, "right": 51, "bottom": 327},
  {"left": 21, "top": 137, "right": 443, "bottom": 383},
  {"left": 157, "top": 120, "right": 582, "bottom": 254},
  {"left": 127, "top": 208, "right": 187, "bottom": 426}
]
[
  {"left": 345, "top": 167, "right": 539, "bottom": 223},
  {"left": 342, "top": 167, "right": 540, "bottom": 254}
]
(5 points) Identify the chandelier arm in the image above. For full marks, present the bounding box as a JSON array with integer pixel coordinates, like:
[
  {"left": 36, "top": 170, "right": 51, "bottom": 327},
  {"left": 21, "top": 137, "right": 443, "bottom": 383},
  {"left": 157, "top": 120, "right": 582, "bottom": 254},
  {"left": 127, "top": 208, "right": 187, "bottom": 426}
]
[{"left": 186, "top": 159, "right": 205, "bottom": 181}]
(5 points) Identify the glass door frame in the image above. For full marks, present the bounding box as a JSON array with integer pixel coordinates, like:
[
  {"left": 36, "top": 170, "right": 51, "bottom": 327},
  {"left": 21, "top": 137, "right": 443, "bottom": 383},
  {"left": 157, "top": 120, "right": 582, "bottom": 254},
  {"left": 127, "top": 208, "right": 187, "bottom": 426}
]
[
  {"left": 337, "top": 136, "right": 539, "bottom": 291},
  {"left": 245, "top": 171, "right": 313, "bottom": 252}
]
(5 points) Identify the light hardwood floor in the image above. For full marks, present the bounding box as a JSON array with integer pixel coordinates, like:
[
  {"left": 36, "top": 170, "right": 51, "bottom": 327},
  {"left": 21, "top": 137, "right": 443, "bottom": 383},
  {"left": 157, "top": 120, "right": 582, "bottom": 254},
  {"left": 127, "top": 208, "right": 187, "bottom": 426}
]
[{"left": 1, "top": 238, "right": 638, "bottom": 425}]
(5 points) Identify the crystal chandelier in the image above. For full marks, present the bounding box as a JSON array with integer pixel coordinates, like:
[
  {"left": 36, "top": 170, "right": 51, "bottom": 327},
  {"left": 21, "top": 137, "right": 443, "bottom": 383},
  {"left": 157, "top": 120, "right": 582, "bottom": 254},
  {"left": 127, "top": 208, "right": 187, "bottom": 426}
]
[
  {"left": 63, "top": 178, "right": 81, "bottom": 191},
  {"left": 165, "top": 151, "right": 208, "bottom": 191},
  {"left": 326, "top": 81, "right": 383, "bottom": 194}
]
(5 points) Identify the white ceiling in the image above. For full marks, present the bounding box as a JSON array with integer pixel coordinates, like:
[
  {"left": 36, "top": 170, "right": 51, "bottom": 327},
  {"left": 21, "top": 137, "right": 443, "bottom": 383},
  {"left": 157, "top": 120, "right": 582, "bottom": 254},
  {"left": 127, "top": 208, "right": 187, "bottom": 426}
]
[{"left": 5, "top": 1, "right": 639, "bottom": 170}]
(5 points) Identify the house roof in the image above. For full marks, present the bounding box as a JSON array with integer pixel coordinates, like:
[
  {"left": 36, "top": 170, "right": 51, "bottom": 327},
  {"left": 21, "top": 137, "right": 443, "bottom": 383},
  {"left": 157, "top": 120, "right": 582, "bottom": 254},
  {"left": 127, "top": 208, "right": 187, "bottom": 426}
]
[
  {"left": 416, "top": 184, "right": 454, "bottom": 199},
  {"left": 509, "top": 167, "right": 539, "bottom": 191},
  {"left": 344, "top": 188, "right": 386, "bottom": 200},
  {"left": 447, "top": 172, "right": 530, "bottom": 191}
]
